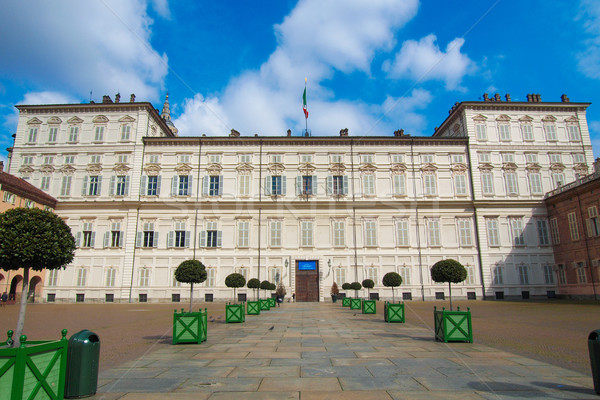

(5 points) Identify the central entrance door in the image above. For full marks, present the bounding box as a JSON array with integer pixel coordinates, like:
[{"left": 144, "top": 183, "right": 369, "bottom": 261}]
[{"left": 295, "top": 260, "right": 319, "bottom": 302}]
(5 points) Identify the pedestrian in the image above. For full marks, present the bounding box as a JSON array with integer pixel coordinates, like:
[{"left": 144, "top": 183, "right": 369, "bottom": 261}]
[
  {"left": 292, "top": 293, "right": 295, "bottom": 303},
  {"left": 276, "top": 296, "right": 282, "bottom": 307},
  {"left": 1, "top": 292, "right": 7, "bottom": 307}
]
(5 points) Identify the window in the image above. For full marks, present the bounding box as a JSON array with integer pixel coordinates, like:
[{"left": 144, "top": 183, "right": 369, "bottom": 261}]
[
  {"left": 552, "top": 172, "right": 565, "bottom": 188},
  {"left": 557, "top": 264, "right": 567, "bottom": 284},
  {"left": 237, "top": 268, "right": 248, "bottom": 282},
  {"left": 238, "top": 174, "right": 251, "bottom": 197},
  {"left": 335, "top": 268, "right": 346, "bottom": 287},
  {"left": 296, "top": 175, "right": 316, "bottom": 196},
  {"left": 106, "top": 268, "right": 116, "bottom": 287},
  {"left": 393, "top": 174, "right": 406, "bottom": 196},
  {"left": 568, "top": 212, "right": 579, "bottom": 241},
  {"left": 452, "top": 154, "right": 465, "bottom": 164},
  {"left": 47, "top": 269, "right": 59, "bottom": 287},
  {"left": 170, "top": 220, "right": 189, "bottom": 248},
  {"left": 392, "top": 154, "right": 404, "bottom": 163},
  {"left": 331, "top": 154, "right": 343, "bottom": 163},
  {"left": 427, "top": 219, "right": 441, "bottom": 246},
  {"left": 525, "top": 153, "right": 538, "bottom": 164},
  {"left": 271, "top": 154, "right": 282, "bottom": 163},
  {"left": 108, "top": 222, "right": 123, "bottom": 247},
  {"left": 209, "top": 154, "right": 221, "bottom": 164},
  {"left": 28, "top": 128, "right": 38, "bottom": 143},
  {"left": 22, "top": 155, "right": 33, "bottom": 165},
  {"left": 238, "top": 220, "right": 249, "bottom": 248},
  {"left": 543, "top": 265, "right": 554, "bottom": 284},
  {"left": 265, "top": 175, "right": 285, "bottom": 196},
  {"left": 421, "top": 154, "right": 434, "bottom": 164},
  {"left": 117, "top": 154, "right": 129, "bottom": 164},
  {"left": 206, "top": 269, "right": 216, "bottom": 287},
  {"left": 60, "top": 176, "right": 72, "bottom": 196},
  {"left": 573, "top": 153, "right": 585, "bottom": 164},
  {"left": 121, "top": 125, "right": 131, "bottom": 141},
  {"left": 577, "top": 262, "right": 587, "bottom": 283},
  {"left": 270, "top": 220, "right": 282, "bottom": 247},
  {"left": 521, "top": 124, "right": 533, "bottom": 141},
  {"left": 493, "top": 265, "right": 504, "bottom": 285},
  {"left": 270, "top": 268, "right": 282, "bottom": 286},
  {"left": 510, "top": 218, "right": 525, "bottom": 246},
  {"left": 364, "top": 220, "right": 377, "bottom": 247},
  {"left": 94, "top": 126, "right": 104, "bottom": 142},
  {"left": 505, "top": 172, "right": 518, "bottom": 195},
  {"left": 111, "top": 175, "right": 130, "bottom": 196},
  {"left": 396, "top": 219, "right": 409, "bottom": 246},
  {"left": 24, "top": 200, "right": 34, "bottom": 209},
  {"left": 83, "top": 176, "right": 101, "bottom": 196},
  {"left": 479, "top": 152, "right": 490, "bottom": 163},
  {"left": 90, "top": 154, "right": 102, "bottom": 164},
  {"left": 64, "top": 155, "right": 75, "bottom": 164},
  {"left": 173, "top": 175, "right": 192, "bottom": 196},
  {"left": 147, "top": 154, "right": 160, "bottom": 164},
  {"left": 80, "top": 222, "right": 95, "bottom": 248},
  {"left": 201, "top": 221, "right": 222, "bottom": 248},
  {"left": 40, "top": 176, "right": 51, "bottom": 191},
  {"left": 550, "top": 218, "right": 560, "bottom": 244},
  {"left": 423, "top": 174, "right": 437, "bottom": 195},
  {"left": 568, "top": 125, "right": 581, "bottom": 141},
  {"left": 301, "top": 220, "right": 313, "bottom": 247},
  {"left": 458, "top": 219, "right": 472, "bottom": 246},
  {"left": 139, "top": 222, "right": 158, "bottom": 248},
  {"left": 476, "top": 123, "right": 487, "bottom": 140},
  {"left": 481, "top": 171, "right": 494, "bottom": 195},
  {"left": 48, "top": 127, "right": 58, "bottom": 143},
  {"left": 454, "top": 174, "right": 467, "bottom": 195},
  {"left": 362, "top": 174, "right": 375, "bottom": 196},
  {"left": 544, "top": 124, "right": 557, "bottom": 141},
  {"left": 139, "top": 268, "right": 150, "bottom": 287},
  {"left": 499, "top": 124, "right": 511, "bottom": 141},
  {"left": 398, "top": 266, "right": 411, "bottom": 285},
  {"left": 537, "top": 219, "right": 550, "bottom": 246},
  {"left": 239, "top": 154, "right": 252, "bottom": 163},
  {"left": 501, "top": 153, "right": 515, "bottom": 163},
  {"left": 202, "top": 175, "right": 223, "bottom": 196},
  {"left": 68, "top": 126, "right": 79, "bottom": 142},
  {"left": 528, "top": 173, "right": 543, "bottom": 194},
  {"left": 587, "top": 207, "right": 600, "bottom": 237},
  {"left": 549, "top": 153, "right": 562, "bottom": 164},
  {"left": 179, "top": 154, "right": 191, "bottom": 164},
  {"left": 361, "top": 154, "right": 374, "bottom": 164},
  {"left": 367, "top": 267, "right": 378, "bottom": 285},
  {"left": 43, "top": 156, "right": 54, "bottom": 165},
  {"left": 76, "top": 268, "right": 87, "bottom": 287},
  {"left": 518, "top": 265, "right": 529, "bottom": 285},
  {"left": 328, "top": 175, "right": 348, "bottom": 196},
  {"left": 144, "top": 175, "right": 161, "bottom": 196},
  {"left": 464, "top": 265, "right": 475, "bottom": 285},
  {"left": 333, "top": 220, "right": 345, "bottom": 247}
]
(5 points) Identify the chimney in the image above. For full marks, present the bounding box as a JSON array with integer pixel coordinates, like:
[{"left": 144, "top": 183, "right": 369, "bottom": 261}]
[
  {"left": 561, "top": 94, "right": 570, "bottom": 102},
  {"left": 230, "top": 129, "right": 240, "bottom": 137},
  {"left": 102, "top": 95, "right": 113, "bottom": 104},
  {"left": 339, "top": 128, "right": 348, "bottom": 137},
  {"left": 130, "top": 94, "right": 136, "bottom": 102},
  {"left": 536, "top": 94, "right": 542, "bottom": 102},
  {"left": 115, "top": 93, "right": 121, "bottom": 103},
  {"left": 595, "top": 158, "right": 600, "bottom": 174},
  {"left": 494, "top": 93, "right": 501, "bottom": 101},
  {"left": 393, "top": 129, "right": 405, "bottom": 137},
  {"left": 526, "top": 94, "right": 532, "bottom": 102},
  {"left": 0, "top": 161, "right": 3, "bottom": 172},
  {"left": 505, "top": 93, "right": 511, "bottom": 102},
  {"left": 287, "top": 129, "right": 292, "bottom": 137},
  {"left": 483, "top": 93, "right": 489, "bottom": 101}
]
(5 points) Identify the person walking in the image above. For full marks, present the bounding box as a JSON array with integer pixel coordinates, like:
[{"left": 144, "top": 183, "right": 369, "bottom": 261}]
[{"left": 1, "top": 292, "right": 8, "bottom": 307}]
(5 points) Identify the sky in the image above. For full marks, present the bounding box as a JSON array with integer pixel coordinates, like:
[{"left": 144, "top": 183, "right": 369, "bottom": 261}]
[{"left": 1, "top": 0, "right": 600, "bottom": 165}]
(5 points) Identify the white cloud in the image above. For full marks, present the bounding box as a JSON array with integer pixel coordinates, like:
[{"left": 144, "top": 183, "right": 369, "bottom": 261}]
[
  {"left": 577, "top": 0, "right": 600, "bottom": 79},
  {"left": 0, "top": 0, "right": 168, "bottom": 102},
  {"left": 382, "top": 34, "right": 473, "bottom": 90}
]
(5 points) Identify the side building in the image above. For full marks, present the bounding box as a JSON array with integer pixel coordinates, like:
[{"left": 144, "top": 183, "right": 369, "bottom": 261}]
[{"left": 5, "top": 93, "right": 595, "bottom": 302}]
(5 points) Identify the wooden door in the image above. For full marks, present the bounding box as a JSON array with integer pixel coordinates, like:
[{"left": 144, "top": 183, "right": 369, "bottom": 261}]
[{"left": 295, "top": 260, "right": 319, "bottom": 302}]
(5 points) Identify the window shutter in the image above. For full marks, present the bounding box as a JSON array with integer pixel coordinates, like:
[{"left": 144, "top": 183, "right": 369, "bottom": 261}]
[
  {"left": 171, "top": 176, "right": 178, "bottom": 196},
  {"left": 217, "top": 231, "right": 223, "bottom": 247},
  {"left": 199, "top": 231, "right": 207, "bottom": 247},
  {"left": 153, "top": 232, "right": 159, "bottom": 248},
  {"left": 156, "top": 176, "right": 162, "bottom": 196},
  {"left": 167, "top": 231, "right": 174, "bottom": 248},
  {"left": 136, "top": 232, "right": 142, "bottom": 247},
  {"left": 202, "top": 176, "right": 209, "bottom": 196},
  {"left": 103, "top": 232, "right": 110, "bottom": 248},
  {"left": 343, "top": 176, "right": 349, "bottom": 195},
  {"left": 90, "top": 232, "right": 96, "bottom": 248},
  {"left": 327, "top": 176, "right": 333, "bottom": 195},
  {"left": 97, "top": 176, "right": 102, "bottom": 195},
  {"left": 282, "top": 176, "right": 287, "bottom": 195},
  {"left": 81, "top": 176, "right": 88, "bottom": 196},
  {"left": 185, "top": 231, "right": 191, "bottom": 247},
  {"left": 124, "top": 176, "right": 130, "bottom": 195},
  {"left": 265, "top": 176, "right": 272, "bottom": 195},
  {"left": 109, "top": 176, "right": 116, "bottom": 195},
  {"left": 140, "top": 175, "right": 147, "bottom": 195},
  {"left": 296, "top": 176, "right": 302, "bottom": 195},
  {"left": 119, "top": 231, "right": 124, "bottom": 247},
  {"left": 587, "top": 220, "right": 593, "bottom": 237},
  {"left": 218, "top": 175, "right": 223, "bottom": 195},
  {"left": 312, "top": 175, "right": 318, "bottom": 195},
  {"left": 188, "top": 175, "right": 193, "bottom": 196},
  {"left": 76, "top": 232, "right": 81, "bottom": 247}
]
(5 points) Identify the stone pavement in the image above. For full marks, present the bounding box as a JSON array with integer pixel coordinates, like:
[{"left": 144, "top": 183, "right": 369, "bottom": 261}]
[{"left": 92, "top": 302, "right": 597, "bottom": 399}]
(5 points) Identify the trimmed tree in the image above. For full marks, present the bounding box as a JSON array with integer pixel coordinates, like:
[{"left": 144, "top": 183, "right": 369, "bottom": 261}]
[
  {"left": 362, "top": 279, "right": 374, "bottom": 299},
  {"left": 430, "top": 259, "right": 467, "bottom": 311},
  {"left": 350, "top": 282, "right": 362, "bottom": 299},
  {"left": 382, "top": 272, "right": 402, "bottom": 303},
  {"left": 225, "top": 273, "right": 246, "bottom": 303},
  {"left": 174, "top": 259, "right": 207, "bottom": 313},
  {"left": 247, "top": 278, "right": 260, "bottom": 300},
  {"left": 341, "top": 282, "right": 351, "bottom": 296},
  {"left": 260, "top": 280, "right": 271, "bottom": 298},
  {"left": 0, "top": 208, "right": 76, "bottom": 347},
  {"left": 330, "top": 282, "right": 340, "bottom": 297}
]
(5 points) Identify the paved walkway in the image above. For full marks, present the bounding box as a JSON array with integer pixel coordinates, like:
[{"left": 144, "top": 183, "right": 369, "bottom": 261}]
[{"left": 93, "top": 303, "right": 597, "bottom": 399}]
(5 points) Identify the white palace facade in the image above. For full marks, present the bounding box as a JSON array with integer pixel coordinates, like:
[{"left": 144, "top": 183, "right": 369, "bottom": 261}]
[{"left": 5, "top": 93, "right": 595, "bottom": 303}]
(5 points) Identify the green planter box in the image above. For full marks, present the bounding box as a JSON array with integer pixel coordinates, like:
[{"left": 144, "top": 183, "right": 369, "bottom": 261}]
[
  {"left": 384, "top": 302, "right": 405, "bottom": 323},
  {"left": 350, "top": 298, "right": 361, "bottom": 310},
  {"left": 173, "top": 308, "right": 208, "bottom": 344},
  {"left": 342, "top": 297, "right": 351, "bottom": 307},
  {"left": 246, "top": 301, "right": 261, "bottom": 315},
  {"left": 434, "top": 306, "right": 473, "bottom": 343},
  {"left": 362, "top": 300, "right": 376, "bottom": 314},
  {"left": 260, "top": 299, "right": 271, "bottom": 310},
  {"left": 226, "top": 303, "right": 246, "bottom": 323},
  {"left": 268, "top": 298, "right": 276, "bottom": 308},
  {"left": 0, "top": 329, "right": 68, "bottom": 400}
]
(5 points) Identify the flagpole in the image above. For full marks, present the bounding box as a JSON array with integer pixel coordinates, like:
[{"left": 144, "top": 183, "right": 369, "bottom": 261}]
[{"left": 305, "top": 78, "right": 308, "bottom": 135}]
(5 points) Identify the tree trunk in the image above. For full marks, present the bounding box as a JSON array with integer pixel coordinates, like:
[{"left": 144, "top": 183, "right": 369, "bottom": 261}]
[
  {"left": 234, "top": 288, "right": 237, "bottom": 303},
  {"left": 189, "top": 282, "right": 194, "bottom": 313},
  {"left": 14, "top": 267, "right": 29, "bottom": 347},
  {"left": 391, "top": 287, "right": 395, "bottom": 304},
  {"left": 448, "top": 282, "right": 452, "bottom": 311}
]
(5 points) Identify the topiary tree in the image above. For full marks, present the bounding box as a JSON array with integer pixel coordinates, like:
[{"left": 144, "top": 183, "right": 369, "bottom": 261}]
[
  {"left": 260, "top": 280, "right": 271, "bottom": 298},
  {"left": 350, "top": 281, "right": 362, "bottom": 299},
  {"left": 247, "top": 278, "right": 260, "bottom": 300},
  {"left": 330, "top": 282, "right": 340, "bottom": 296},
  {"left": 362, "top": 279, "right": 374, "bottom": 299},
  {"left": 269, "top": 282, "right": 277, "bottom": 293},
  {"left": 225, "top": 273, "right": 246, "bottom": 303},
  {"left": 0, "top": 208, "right": 76, "bottom": 347},
  {"left": 430, "top": 259, "right": 467, "bottom": 310},
  {"left": 382, "top": 272, "right": 402, "bottom": 303},
  {"left": 341, "top": 282, "right": 350, "bottom": 296},
  {"left": 175, "top": 259, "right": 207, "bottom": 313}
]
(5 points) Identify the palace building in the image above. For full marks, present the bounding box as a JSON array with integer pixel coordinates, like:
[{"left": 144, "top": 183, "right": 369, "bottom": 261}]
[{"left": 4, "top": 93, "right": 595, "bottom": 302}]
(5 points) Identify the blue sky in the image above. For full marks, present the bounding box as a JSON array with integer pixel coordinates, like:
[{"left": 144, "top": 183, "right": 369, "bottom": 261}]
[{"left": 1, "top": 0, "right": 600, "bottom": 164}]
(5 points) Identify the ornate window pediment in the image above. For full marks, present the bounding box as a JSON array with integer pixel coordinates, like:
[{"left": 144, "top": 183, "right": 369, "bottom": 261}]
[
  {"left": 420, "top": 164, "right": 437, "bottom": 174},
  {"left": 550, "top": 163, "right": 565, "bottom": 173},
  {"left": 27, "top": 117, "right": 42, "bottom": 125},
  {"left": 496, "top": 114, "right": 511, "bottom": 121},
  {"left": 298, "top": 163, "right": 316, "bottom": 176},
  {"left": 329, "top": 163, "right": 346, "bottom": 175},
  {"left": 144, "top": 164, "right": 161, "bottom": 176},
  {"left": 68, "top": 116, "right": 83, "bottom": 124},
  {"left": 390, "top": 163, "right": 407, "bottom": 174},
  {"left": 59, "top": 165, "right": 76, "bottom": 175},
  {"left": 451, "top": 163, "right": 468, "bottom": 174},
  {"left": 473, "top": 114, "right": 487, "bottom": 121},
  {"left": 47, "top": 117, "right": 62, "bottom": 124},
  {"left": 564, "top": 116, "right": 579, "bottom": 123},
  {"left": 573, "top": 163, "right": 589, "bottom": 176},
  {"left": 502, "top": 162, "right": 518, "bottom": 171},
  {"left": 175, "top": 163, "right": 192, "bottom": 175},
  {"left": 92, "top": 115, "right": 109, "bottom": 123},
  {"left": 519, "top": 115, "right": 533, "bottom": 122},
  {"left": 479, "top": 163, "right": 494, "bottom": 171},
  {"left": 236, "top": 163, "right": 254, "bottom": 175},
  {"left": 19, "top": 165, "right": 34, "bottom": 175},
  {"left": 39, "top": 165, "right": 55, "bottom": 174},
  {"left": 526, "top": 163, "right": 542, "bottom": 173},
  {"left": 119, "top": 115, "right": 136, "bottom": 123},
  {"left": 359, "top": 163, "right": 377, "bottom": 174},
  {"left": 206, "top": 163, "right": 222, "bottom": 176},
  {"left": 86, "top": 164, "right": 103, "bottom": 174},
  {"left": 542, "top": 115, "right": 557, "bottom": 122},
  {"left": 113, "top": 164, "right": 131, "bottom": 174},
  {"left": 268, "top": 163, "right": 285, "bottom": 175}
]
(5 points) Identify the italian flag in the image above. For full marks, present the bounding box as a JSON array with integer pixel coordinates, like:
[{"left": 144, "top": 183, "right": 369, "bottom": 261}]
[{"left": 303, "top": 87, "right": 309, "bottom": 119}]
